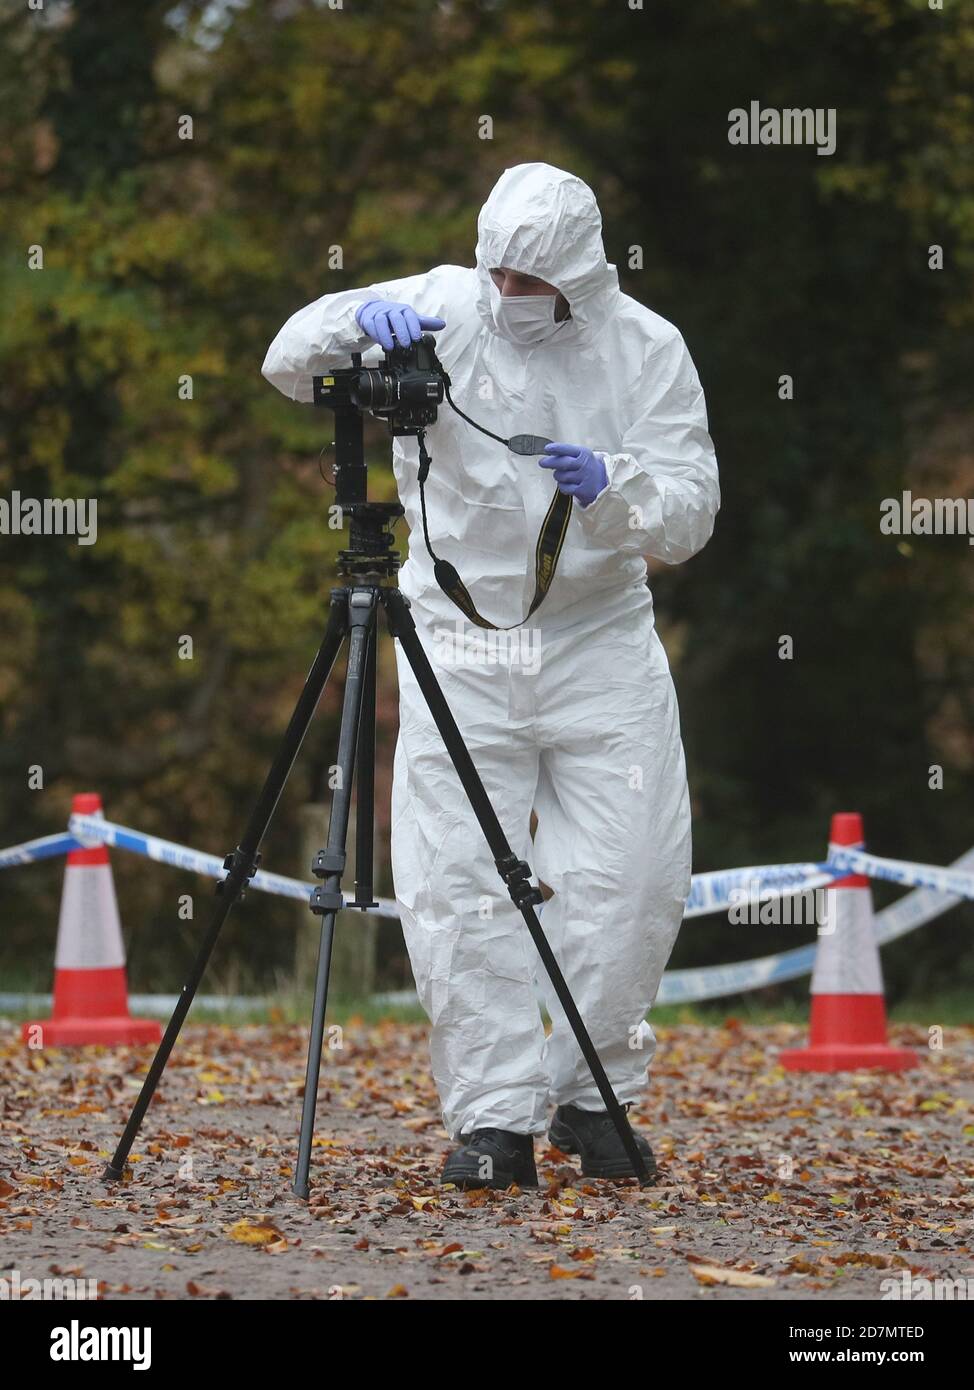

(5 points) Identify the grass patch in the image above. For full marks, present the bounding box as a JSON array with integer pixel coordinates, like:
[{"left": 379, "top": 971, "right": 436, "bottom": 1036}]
[{"left": 2, "top": 993, "right": 970, "bottom": 1031}]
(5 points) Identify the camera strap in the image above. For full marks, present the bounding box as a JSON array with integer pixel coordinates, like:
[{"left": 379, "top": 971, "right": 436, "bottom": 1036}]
[{"left": 415, "top": 431, "right": 572, "bottom": 631}]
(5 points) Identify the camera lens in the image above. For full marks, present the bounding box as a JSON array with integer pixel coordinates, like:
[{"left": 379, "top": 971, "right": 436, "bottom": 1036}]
[{"left": 352, "top": 368, "right": 396, "bottom": 410}]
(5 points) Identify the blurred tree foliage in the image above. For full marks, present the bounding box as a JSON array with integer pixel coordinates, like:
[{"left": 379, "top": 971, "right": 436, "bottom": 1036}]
[{"left": 0, "top": 0, "right": 970, "bottom": 1000}]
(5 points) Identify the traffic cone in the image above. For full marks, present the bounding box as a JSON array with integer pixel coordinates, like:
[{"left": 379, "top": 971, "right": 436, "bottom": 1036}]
[
  {"left": 779, "top": 812, "right": 918, "bottom": 1072},
  {"left": 21, "top": 793, "right": 161, "bottom": 1048}
]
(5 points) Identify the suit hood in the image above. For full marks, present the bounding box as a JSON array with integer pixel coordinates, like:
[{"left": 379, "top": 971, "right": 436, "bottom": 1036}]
[{"left": 474, "top": 163, "right": 620, "bottom": 343}]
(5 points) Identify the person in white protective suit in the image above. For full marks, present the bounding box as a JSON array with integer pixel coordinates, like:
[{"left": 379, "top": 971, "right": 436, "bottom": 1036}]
[{"left": 262, "top": 162, "right": 719, "bottom": 1188}]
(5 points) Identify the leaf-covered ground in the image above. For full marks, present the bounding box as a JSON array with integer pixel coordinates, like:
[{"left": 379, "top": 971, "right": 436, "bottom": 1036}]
[{"left": 1, "top": 1018, "right": 972, "bottom": 1301}]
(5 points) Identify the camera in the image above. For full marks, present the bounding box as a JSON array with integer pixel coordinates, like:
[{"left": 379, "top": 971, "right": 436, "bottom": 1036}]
[
  {"left": 312, "top": 334, "right": 445, "bottom": 436},
  {"left": 350, "top": 333, "right": 445, "bottom": 435}
]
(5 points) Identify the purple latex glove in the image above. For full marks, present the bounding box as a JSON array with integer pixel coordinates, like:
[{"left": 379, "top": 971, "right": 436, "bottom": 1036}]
[
  {"left": 355, "top": 299, "right": 446, "bottom": 352},
  {"left": 539, "top": 442, "right": 609, "bottom": 507}
]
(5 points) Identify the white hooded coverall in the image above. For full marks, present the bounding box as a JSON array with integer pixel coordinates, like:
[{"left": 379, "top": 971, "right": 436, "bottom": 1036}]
[{"left": 263, "top": 163, "right": 720, "bottom": 1140}]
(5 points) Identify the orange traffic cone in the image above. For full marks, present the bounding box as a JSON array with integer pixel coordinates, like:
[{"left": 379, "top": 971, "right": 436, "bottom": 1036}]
[
  {"left": 780, "top": 812, "right": 918, "bottom": 1072},
  {"left": 21, "top": 793, "right": 161, "bottom": 1048}
]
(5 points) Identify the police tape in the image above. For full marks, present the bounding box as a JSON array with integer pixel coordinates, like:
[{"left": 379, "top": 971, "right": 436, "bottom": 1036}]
[
  {"left": 659, "top": 845, "right": 974, "bottom": 1003},
  {"left": 826, "top": 846, "right": 974, "bottom": 901},
  {"left": 0, "top": 832, "right": 81, "bottom": 869},
  {"left": 59, "top": 815, "right": 844, "bottom": 920},
  {"left": 683, "top": 862, "right": 839, "bottom": 917},
  {"left": 0, "top": 816, "right": 840, "bottom": 917},
  {"left": 65, "top": 813, "right": 402, "bottom": 920},
  {"left": 2, "top": 813, "right": 972, "bottom": 920},
  {"left": 1, "top": 814, "right": 972, "bottom": 1007}
]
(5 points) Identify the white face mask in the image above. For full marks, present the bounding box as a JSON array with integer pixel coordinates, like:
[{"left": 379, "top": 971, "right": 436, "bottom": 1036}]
[{"left": 489, "top": 284, "right": 568, "bottom": 345}]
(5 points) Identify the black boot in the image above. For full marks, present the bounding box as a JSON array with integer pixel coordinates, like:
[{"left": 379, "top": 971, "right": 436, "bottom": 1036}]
[
  {"left": 440, "top": 1128, "right": 538, "bottom": 1190},
  {"left": 549, "top": 1103, "right": 657, "bottom": 1181}
]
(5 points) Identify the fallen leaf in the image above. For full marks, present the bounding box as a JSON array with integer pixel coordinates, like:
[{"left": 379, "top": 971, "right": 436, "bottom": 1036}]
[
  {"left": 690, "top": 1264, "right": 776, "bottom": 1288},
  {"left": 226, "top": 1218, "right": 283, "bottom": 1246}
]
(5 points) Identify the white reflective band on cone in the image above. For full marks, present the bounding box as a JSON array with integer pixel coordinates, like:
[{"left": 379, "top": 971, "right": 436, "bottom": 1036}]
[
  {"left": 53, "top": 864, "right": 126, "bottom": 970},
  {"left": 810, "top": 884, "right": 882, "bottom": 996}
]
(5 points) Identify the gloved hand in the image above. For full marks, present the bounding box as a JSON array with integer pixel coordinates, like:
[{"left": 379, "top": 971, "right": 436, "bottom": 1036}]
[
  {"left": 355, "top": 299, "right": 446, "bottom": 352},
  {"left": 539, "top": 442, "right": 609, "bottom": 507}
]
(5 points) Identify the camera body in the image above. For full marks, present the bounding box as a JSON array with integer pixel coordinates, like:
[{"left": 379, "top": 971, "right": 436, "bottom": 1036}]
[{"left": 351, "top": 333, "right": 445, "bottom": 435}]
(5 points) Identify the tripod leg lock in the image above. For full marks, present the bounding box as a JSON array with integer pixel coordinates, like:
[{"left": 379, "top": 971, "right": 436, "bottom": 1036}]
[
  {"left": 310, "top": 848, "right": 346, "bottom": 915},
  {"left": 312, "top": 848, "right": 346, "bottom": 879},
  {"left": 217, "top": 848, "right": 261, "bottom": 901},
  {"left": 495, "top": 854, "right": 544, "bottom": 910},
  {"left": 310, "top": 885, "right": 345, "bottom": 915}
]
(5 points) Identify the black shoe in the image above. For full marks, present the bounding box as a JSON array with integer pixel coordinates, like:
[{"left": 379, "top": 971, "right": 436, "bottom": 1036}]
[
  {"left": 549, "top": 1103, "right": 657, "bottom": 1182},
  {"left": 440, "top": 1128, "right": 538, "bottom": 1190}
]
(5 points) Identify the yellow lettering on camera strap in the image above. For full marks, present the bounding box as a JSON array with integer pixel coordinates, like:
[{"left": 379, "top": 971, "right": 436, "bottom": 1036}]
[{"left": 416, "top": 433, "right": 572, "bottom": 631}]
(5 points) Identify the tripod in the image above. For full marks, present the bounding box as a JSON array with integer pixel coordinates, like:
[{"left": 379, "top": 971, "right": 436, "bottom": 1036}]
[{"left": 102, "top": 371, "right": 652, "bottom": 1196}]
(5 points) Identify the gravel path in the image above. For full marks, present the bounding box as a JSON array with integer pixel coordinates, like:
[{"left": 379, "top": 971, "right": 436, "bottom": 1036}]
[{"left": 2, "top": 1018, "right": 972, "bottom": 1301}]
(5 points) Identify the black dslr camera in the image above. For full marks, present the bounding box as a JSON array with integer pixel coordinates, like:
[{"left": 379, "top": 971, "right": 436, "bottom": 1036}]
[{"left": 343, "top": 333, "right": 446, "bottom": 436}]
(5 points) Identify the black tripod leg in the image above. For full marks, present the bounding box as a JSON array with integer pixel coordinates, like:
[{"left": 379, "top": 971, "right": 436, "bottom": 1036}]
[
  {"left": 353, "top": 617, "right": 377, "bottom": 908},
  {"left": 293, "top": 589, "right": 376, "bottom": 1199},
  {"left": 383, "top": 589, "right": 651, "bottom": 1186},
  {"left": 102, "top": 592, "right": 350, "bottom": 1183}
]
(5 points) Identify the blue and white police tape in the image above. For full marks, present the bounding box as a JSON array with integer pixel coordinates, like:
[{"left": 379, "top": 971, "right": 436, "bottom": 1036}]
[
  {"left": 8, "top": 813, "right": 973, "bottom": 921},
  {"left": 67, "top": 812, "right": 839, "bottom": 921},
  {"left": 68, "top": 812, "right": 401, "bottom": 919},
  {"left": 0, "top": 831, "right": 81, "bottom": 869},
  {"left": 826, "top": 846, "right": 974, "bottom": 901},
  {"left": 660, "top": 844, "right": 974, "bottom": 1004},
  {"left": 683, "top": 862, "right": 839, "bottom": 917},
  {"left": 2, "top": 815, "right": 972, "bottom": 1008}
]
